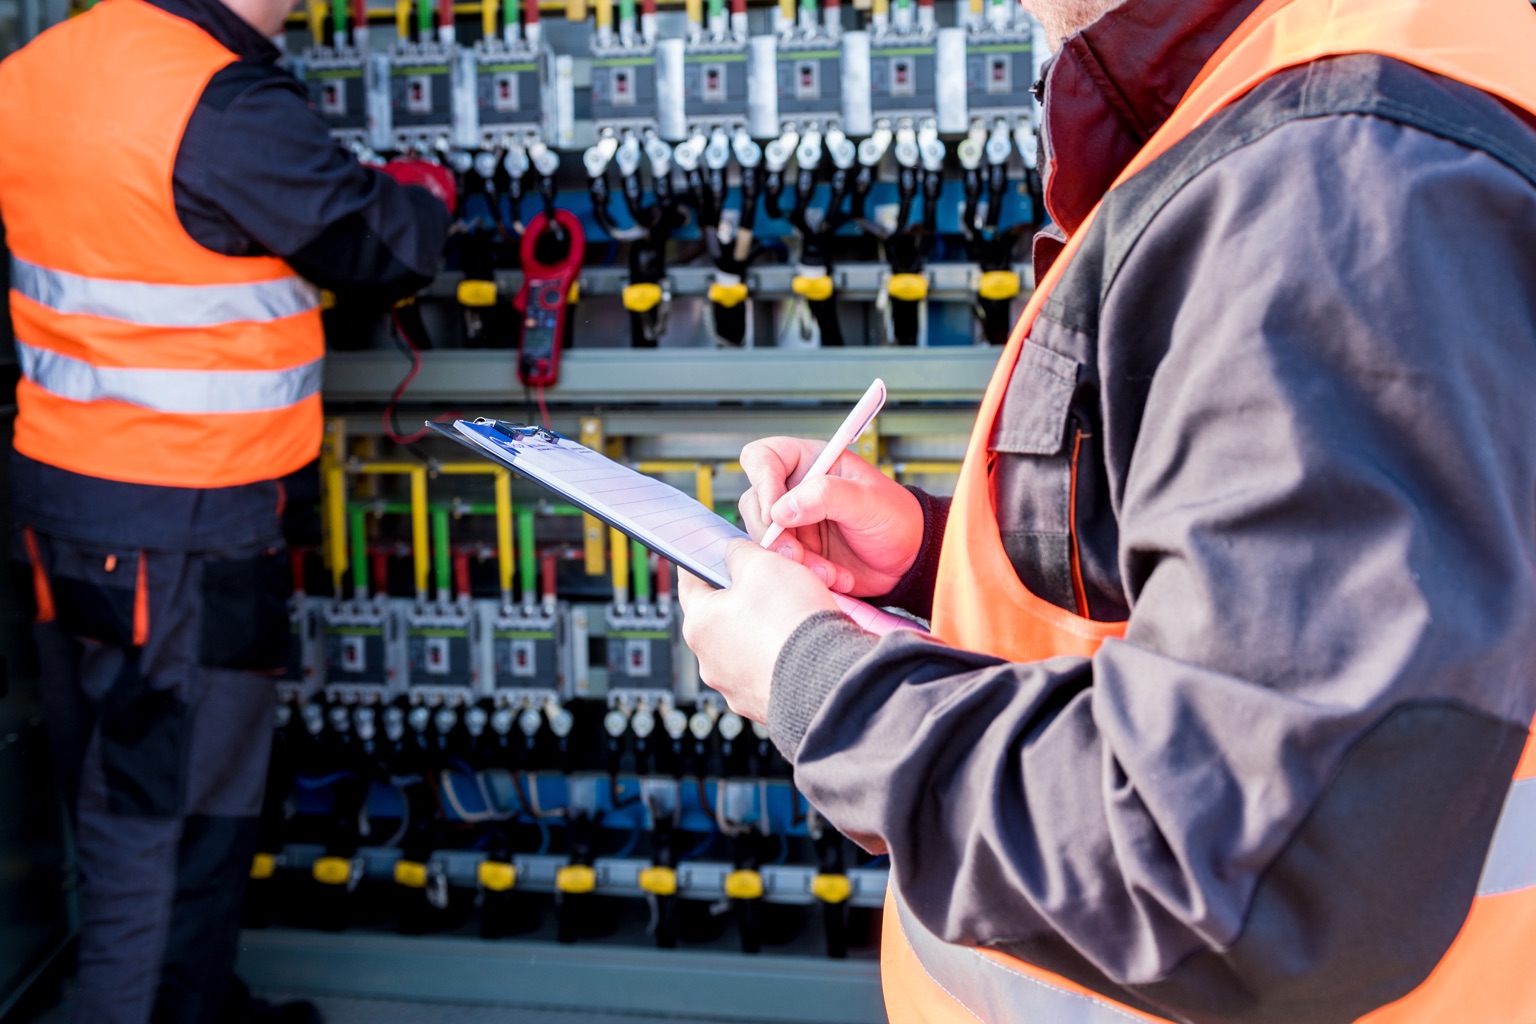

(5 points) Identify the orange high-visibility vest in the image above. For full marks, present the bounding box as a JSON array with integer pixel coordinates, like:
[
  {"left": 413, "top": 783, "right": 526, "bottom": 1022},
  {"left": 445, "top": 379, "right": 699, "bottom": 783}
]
[
  {"left": 0, "top": 0, "right": 324, "bottom": 489},
  {"left": 894, "top": 0, "right": 1536, "bottom": 1020}
]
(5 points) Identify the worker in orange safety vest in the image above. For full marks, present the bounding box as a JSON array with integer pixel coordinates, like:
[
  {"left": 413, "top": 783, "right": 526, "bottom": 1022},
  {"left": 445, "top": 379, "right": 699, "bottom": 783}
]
[
  {"left": 679, "top": 0, "right": 1536, "bottom": 1021},
  {"left": 0, "top": 0, "right": 450, "bottom": 1017}
]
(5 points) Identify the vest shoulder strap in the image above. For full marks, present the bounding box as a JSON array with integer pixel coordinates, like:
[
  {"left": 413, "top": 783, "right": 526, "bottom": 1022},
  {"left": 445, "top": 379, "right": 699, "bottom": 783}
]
[{"left": 1042, "top": 52, "right": 1536, "bottom": 340}]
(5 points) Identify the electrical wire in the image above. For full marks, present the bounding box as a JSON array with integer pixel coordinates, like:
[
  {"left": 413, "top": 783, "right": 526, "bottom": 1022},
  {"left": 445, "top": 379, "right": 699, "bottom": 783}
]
[
  {"left": 613, "top": 822, "right": 643, "bottom": 860},
  {"left": 439, "top": 770, "right": 513, "bottom": 822},
  {"left": 535, "top": 384, "right": 552, "bottom": 431},
  {"left": 381, "top": 784, "right": 412, "bottom": 847},
  {"left": 384, "top": 310, "right": 460, "bottom": 445},
  {"left": 681, "top": 831, "right": 715, "bottom": 861},
  {"left": 294, "top": 771, "right": 355, "bottom": 789}
]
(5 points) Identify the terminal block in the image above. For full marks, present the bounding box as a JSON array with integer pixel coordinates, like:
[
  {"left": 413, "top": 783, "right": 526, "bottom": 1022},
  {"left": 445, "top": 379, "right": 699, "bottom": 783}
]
[
  {"left": 403, "top": 597, "right": 481, "bottom": 698},
  {"left": 751, "top": 32, "right": 848, "bottom": 137}
]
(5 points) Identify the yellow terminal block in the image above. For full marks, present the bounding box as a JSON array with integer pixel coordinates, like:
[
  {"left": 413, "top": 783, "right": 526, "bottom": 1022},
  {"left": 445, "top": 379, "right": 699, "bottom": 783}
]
[
  {"left": 622, "top": 282, "right": 664, "bottom": 313},
  {"left": 638, "top": 866, "right": 678, "bottom": 896},
  {"left": 557, "top": 864, "right": 598, "bottom": 894},
  {"left": 478, "top": 861, "right": 517, "bottom": 892},
  {"left": 457, "top": 280, "right": 498, "bottom": 307},
  {"left": 250, "top": 853, "right": 276, "bottom": 881},
  {"left": 811, "top": 873, "right": 852, "bottom": 904},
  {"left": 394, "top": 860, "right": 429, "bottom": 889},
  {"left": 978, "top": 270, "right": 1022, "bottom": 301},
  {"left": 724, "top": 869, "right": 764, "bottom": 900},
  {"left": 708, "top": 282, "right": 749, "bottom": 308},
  {"left": 792, "top": 275, "right": 834, "bottom": 302},
  {"left": 886, "top": 273, "right": 929, "bottom": 302},
  {"left": 312, "top": 856, "right": 352, "bottom": 886}
]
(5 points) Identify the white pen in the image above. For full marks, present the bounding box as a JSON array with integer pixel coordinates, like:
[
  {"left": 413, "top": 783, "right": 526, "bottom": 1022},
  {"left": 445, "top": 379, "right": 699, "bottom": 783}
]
[{"left": 759, "top": 378, "right": 888, "bottom": 551}]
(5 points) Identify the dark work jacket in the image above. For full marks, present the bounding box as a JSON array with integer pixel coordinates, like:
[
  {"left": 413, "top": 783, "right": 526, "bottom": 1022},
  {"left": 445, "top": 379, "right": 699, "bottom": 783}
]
[
  {"left": 4, "top": 0, "right": 450, "bottom": 551},
  {"left": 767, "top": 0, "right": 1536, "bottom": 1021}
]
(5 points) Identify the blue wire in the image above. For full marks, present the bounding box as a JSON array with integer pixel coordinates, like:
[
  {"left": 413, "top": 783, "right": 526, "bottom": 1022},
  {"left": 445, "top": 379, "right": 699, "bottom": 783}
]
[
  {"left": 681, "top": 831, "right": 715, "bottom": 861},
  {"left": 294, "top": 771, "right": 354, "bottom": 789},
  {"left": 534, "top": 819, "right": 552, "bottom": 856},
  {"left": 613, "top": 823, "right": 642, "bottom": 860},
  {"left": 773, "top": 835, "right": 790, "bottom": 865}
]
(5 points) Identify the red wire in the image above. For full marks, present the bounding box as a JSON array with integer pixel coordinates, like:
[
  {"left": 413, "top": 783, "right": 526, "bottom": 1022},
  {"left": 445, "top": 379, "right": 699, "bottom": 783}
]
[
  {"left": 640, "top": 0, "right": 656, "bottom": 15},
  {"left": 454, "top": 552, "right": 472, "bottom": 599},
  {"left": 654, "top": 557, "right": 672, "bottom": 598},
  {"left": 535, "top": 384, "right": 552, "bottom": 431},
  {"left": 371, "top": 549, "right": 390, "bottom": 596},
  {"left": 541, "top": 551, "right": 558, "bottom": 602},
  {"left": 438, "top": 0, "right": 453, "bottom": 29},
  {"left": 384, "top": 311, "right": 459, "bottom": 445}
]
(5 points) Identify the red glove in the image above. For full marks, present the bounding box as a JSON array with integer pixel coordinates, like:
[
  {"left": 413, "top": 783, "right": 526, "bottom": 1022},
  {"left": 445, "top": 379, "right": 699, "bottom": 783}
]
[{"left": 381, "top": 158, "right": 457, "bottom": 214}]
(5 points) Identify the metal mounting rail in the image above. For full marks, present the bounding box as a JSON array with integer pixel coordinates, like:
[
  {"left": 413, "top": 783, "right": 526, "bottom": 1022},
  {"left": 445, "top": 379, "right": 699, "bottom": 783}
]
[
  {"left": 324, "top": 346, "right": 1003, "bottom": 404},
  {"left": 237, "top": 928, "right": 887, "bottom": 1023}
]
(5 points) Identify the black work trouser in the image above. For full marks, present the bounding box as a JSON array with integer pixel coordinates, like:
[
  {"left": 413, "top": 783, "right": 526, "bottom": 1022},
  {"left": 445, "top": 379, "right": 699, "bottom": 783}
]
[{"left": 19, "top": 529, "right": 290, "bottom": 1024}]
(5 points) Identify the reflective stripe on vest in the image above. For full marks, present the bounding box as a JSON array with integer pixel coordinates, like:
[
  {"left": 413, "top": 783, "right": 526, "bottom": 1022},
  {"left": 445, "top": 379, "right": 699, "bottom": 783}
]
[
  {"left": 15, "top": 340, "right": 322, "bottom": 414},
  {"left": 0, "top": 0, "right": 325, "bottom": 487},
  {"left": 11, "top": 256, "right": 320, "bottom": 328},
  {"left": 892, "top": 773, "right": 1536, "bottom": 1024}
]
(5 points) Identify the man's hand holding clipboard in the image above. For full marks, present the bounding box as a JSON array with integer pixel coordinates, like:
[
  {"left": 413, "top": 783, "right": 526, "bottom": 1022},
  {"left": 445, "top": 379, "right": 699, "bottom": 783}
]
[{"left": 677, "top": 380, "right": 928, "bottom": 724}]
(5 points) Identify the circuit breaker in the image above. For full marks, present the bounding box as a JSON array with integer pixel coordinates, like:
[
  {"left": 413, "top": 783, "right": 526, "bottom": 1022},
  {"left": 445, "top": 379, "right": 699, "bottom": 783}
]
[
  {"left": 604, "top": 604, "right": 676, "bottom": 701},
  {"left": 300, "top": 50, "right": 370, "bottom": 145},
  {"left": 488, "top": 602, "right": 573, "bottom": 698},
  {"left": 404, "top": 599, "right": 480, "bottom": 696},
  {"left": 369, "top": 43, "right": 458, "bottom": 152},
  {"left": 322, "top": 597, "right": 402, "bottom": 702},
  {"left": 590, "top": 44, "right": 660, "bottom": 132}
]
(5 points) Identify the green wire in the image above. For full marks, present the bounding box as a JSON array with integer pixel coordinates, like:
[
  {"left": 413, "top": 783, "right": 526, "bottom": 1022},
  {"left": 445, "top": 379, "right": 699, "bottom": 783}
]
[
  {"left": 332, "top": 0, "right": 347, "bottom": 39},
  {"left": 631, "top": 539, "right": 652, "bottom": 603},
  {"left": 504, "top": 0, "right": 518, "bottom": 34},
  {"left": 349, "top": 508, "right": 369, "bottom": 598},
  {"left": 709, "top": 0, "right": 725, "bottom": 18},
  {"left": 518, "top": 509, "right": 537, "bottom": 602},
  {"left": 797, "top": 0, "right": 813, "bottom": 13},
  {"left": 618, "top": 0, "right": 635, "bottom": 23},
  {"left": 417, "top": 0, "right": 432, "bottom": 38},
  {"left": 432, "top": 507, "right": 451, "bottom": 599}
]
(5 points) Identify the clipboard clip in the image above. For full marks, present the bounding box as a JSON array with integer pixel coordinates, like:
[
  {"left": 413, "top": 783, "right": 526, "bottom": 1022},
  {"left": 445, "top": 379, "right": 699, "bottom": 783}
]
[{"left": 479, "top": 419, "right": 563, "bottom": 445}]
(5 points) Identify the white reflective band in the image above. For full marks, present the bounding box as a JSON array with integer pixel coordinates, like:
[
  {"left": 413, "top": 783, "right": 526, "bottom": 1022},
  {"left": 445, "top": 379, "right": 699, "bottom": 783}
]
[
  {"left": 1478, "top": 776, "right": 1536, "bottom": 896},
  {"left": 17, "top": 340, "right": 322, "bottom": 414},
  {"left": 11, "top": 256, "right": 320, "bottom": 327},
  {"left": 893, "top": 890, "right": 1154, "bottom": 1024}
]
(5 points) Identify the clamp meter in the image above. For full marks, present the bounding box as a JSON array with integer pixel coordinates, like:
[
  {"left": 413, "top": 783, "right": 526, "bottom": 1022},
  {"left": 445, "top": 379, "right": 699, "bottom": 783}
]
[{"left": 513, "top": 208, "right": 586, "bottom": 388}]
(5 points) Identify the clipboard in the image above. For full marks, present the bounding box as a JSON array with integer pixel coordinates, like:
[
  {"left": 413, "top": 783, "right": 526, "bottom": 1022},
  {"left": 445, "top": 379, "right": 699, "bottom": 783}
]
[{"left": 428, "top": 418, "right": 926, "bottom": 636}]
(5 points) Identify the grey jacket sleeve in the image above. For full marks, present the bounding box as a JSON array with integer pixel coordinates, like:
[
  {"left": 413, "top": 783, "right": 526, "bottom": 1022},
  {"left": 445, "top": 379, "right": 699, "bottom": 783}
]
[{"left": 770, "top": 112, "right": 1536, "bottom": 1006}]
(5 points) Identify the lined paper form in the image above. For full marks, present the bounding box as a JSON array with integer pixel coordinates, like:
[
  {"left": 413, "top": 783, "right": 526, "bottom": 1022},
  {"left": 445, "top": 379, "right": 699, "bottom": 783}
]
[{"left": 441, "top": 420, "right": 926, "bottom": 637}]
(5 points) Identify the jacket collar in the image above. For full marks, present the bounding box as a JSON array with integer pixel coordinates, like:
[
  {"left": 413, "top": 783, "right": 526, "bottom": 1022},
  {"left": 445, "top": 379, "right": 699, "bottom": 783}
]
[
  {"left": 1038, "top": 0, "right": 1266, "bottom": 238},
  {"left": 144, "top": 0, "right": 280, "bottom": 63}
]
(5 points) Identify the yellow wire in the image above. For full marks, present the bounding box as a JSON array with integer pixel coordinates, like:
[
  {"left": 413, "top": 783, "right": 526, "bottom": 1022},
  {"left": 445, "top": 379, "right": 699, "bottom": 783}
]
[
  {"left": 610, "top": 527, "right": 629, "bottom": 603},
  {"left": 494, "top": 470, "right": 515, "bottom": 603},
  {"left": 594, "top": 0, "right": 613, "bottom": 31}
]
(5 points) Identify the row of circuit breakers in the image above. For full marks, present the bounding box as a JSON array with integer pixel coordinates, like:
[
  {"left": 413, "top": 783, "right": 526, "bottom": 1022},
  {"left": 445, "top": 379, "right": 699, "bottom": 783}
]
[
  {"left": 254, "top": 459, "right": 894, "bottom": 955},
  {"left": 290, "top": 0, "right": 1041, "bottom": 191}
]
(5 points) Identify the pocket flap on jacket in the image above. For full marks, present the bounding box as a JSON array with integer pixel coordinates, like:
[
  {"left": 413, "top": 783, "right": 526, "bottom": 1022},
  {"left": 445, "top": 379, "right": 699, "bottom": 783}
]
[{"left": 989, "top": 343, "right": 1078, "bottom": 455}]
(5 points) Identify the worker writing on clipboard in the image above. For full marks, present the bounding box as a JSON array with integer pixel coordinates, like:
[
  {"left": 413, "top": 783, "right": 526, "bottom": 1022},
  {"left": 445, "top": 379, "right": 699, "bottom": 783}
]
[{"left": 677, "top": 0, "right": 1536, "bottom": 1020}]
